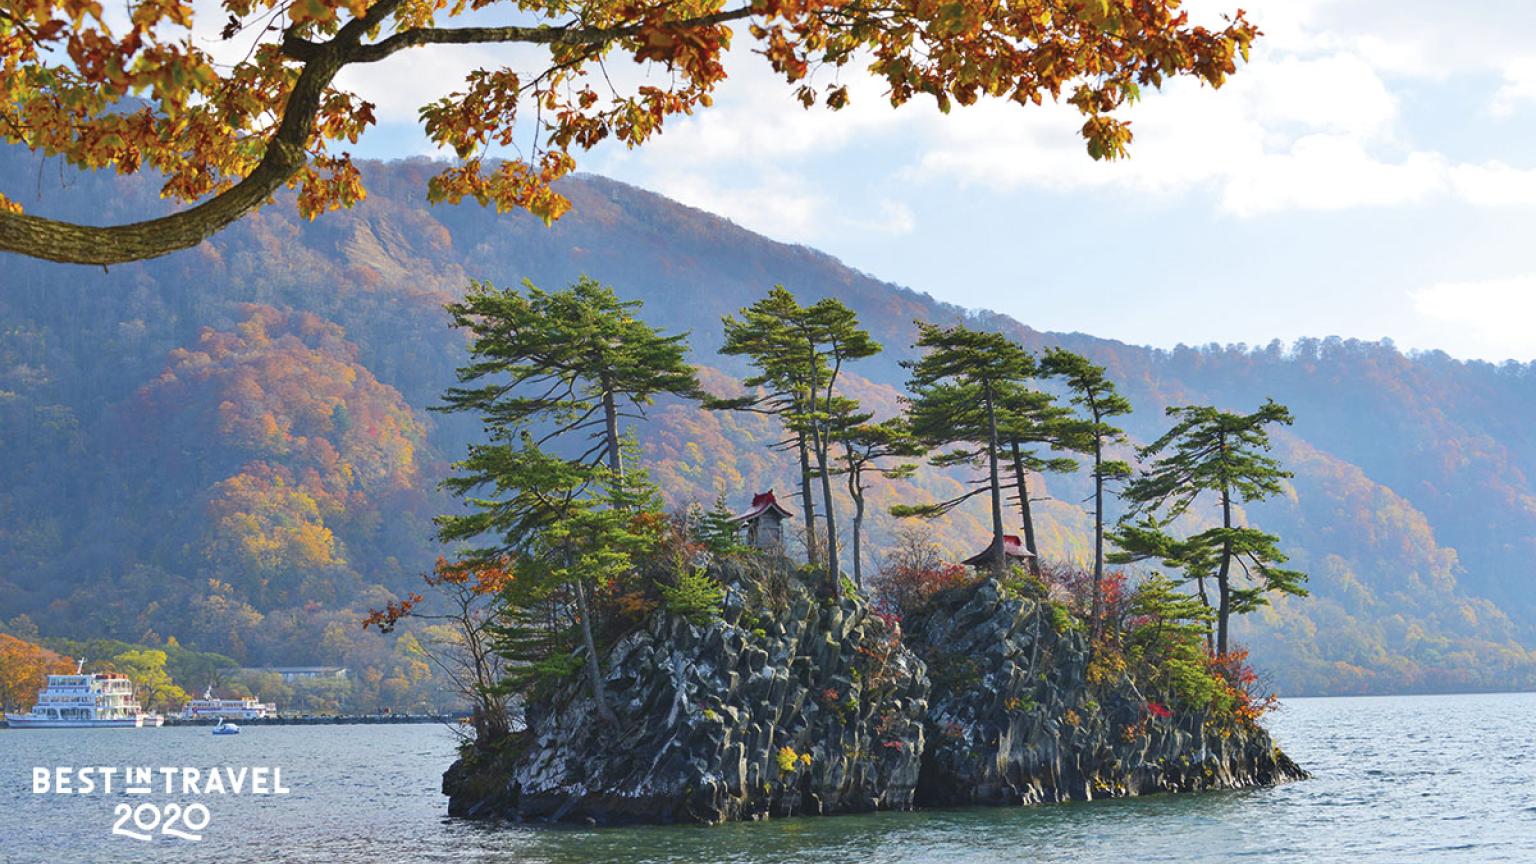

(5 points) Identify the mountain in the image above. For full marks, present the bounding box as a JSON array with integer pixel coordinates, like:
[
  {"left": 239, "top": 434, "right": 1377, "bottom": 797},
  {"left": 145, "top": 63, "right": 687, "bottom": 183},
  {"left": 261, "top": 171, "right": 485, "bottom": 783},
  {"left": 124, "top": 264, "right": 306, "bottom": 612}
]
[{"left": 3, "top": 148, "right": 1535, "bottom": 696}]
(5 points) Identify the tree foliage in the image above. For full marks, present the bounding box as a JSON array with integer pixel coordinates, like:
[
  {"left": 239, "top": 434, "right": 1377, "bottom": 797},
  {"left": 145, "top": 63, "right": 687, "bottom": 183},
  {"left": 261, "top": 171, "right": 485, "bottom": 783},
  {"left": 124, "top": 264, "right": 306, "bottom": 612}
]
[
  {"left": 717, "top": 286, "right": 879, "bottom": 592},
  {"left": 695, "top": 494, "right": 748, "bottom": 557},
  {"left": 436, "top": 278, "right": 684, "bottom": 726},
  {"left": 995, "top": 367, "right": 1081, "bottom": 571},
  {"left": 442, "top": 276, "right": 700, "bottom": 477},
  {"left": 0, "top": 633, "right": 72, "bottom": 712},
  {"left": 895, "top": 322, "right": 1032, "bottom": 577},
  {"left": 0, "top": 0, "right": 1257, "bottom": 263},
  {"left": 1041, "top": 347, "right": 1132, "bottom": 630},
  {"left": 110, "top": 648, "right": 188, "bottom": 713},
  {"left": 1111, "top": 399, "right": 1308, "bottom": 654}
]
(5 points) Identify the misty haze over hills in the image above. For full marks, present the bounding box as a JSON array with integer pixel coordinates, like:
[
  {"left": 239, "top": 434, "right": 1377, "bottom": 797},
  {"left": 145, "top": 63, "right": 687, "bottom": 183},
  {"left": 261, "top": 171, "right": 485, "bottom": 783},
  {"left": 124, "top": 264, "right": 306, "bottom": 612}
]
[{"left": 3, "top": 148, "right": 1535, "bottom": 695}]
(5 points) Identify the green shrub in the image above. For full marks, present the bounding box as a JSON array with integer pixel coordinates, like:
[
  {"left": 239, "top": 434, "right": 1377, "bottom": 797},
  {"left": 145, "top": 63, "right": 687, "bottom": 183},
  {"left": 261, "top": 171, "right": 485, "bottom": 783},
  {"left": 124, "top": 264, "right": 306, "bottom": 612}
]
[
  {"left": 1045, "top": 601, "right": 1082, "bottom": 634},
  {"left": 661, "top": 568, "right": 727, "bottom": 625}
]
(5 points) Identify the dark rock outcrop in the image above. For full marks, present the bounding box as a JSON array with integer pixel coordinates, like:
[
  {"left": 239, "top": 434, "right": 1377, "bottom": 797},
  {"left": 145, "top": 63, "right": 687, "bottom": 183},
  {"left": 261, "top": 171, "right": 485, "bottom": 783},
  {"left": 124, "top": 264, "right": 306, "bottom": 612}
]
[
  {"left": 907, "top": 579, "right": 1306, "bottom": 806},
  {"left": 446, "top": 560, "right": 928, "bottom": 825},
  {"left": 444, "top": 567, "right": 1304, "bottom": 826}
]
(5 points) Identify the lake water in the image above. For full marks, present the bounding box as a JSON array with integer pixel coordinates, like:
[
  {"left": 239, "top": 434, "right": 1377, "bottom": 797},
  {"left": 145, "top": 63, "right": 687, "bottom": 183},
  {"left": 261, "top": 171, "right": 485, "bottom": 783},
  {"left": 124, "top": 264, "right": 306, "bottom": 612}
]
[{"left": 3, "top": 692, "right": 1534, "bottom": 863}]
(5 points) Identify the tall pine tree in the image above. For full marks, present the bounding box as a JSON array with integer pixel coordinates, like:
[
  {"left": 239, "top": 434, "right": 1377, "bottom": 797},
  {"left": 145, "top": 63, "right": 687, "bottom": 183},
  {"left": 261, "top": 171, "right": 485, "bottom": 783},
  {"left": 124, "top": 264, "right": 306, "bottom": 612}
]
[
  {"left": 895, "top": 324, "right": 1034, "bottom": 578},
  {"left": 436, "top": 278, "right": 692, "bottom": 727},
  {"left": 1041, "top": 348, "right": 1133, "bottom": 631},
  {"left": 1110, "top": 399, "right": 1308, "bottom": 654},
  {"left": 835, "top": 418, "right": 922, "bottom": 588},
  {"left": 996, "top": 380, "right": 1081, "bottom": 574},
  {"left": 443, "top": 276, "right": 700, "bottom": 479},
  {"left": 717, "top": 287, "right": 879, "bottom": 593}
]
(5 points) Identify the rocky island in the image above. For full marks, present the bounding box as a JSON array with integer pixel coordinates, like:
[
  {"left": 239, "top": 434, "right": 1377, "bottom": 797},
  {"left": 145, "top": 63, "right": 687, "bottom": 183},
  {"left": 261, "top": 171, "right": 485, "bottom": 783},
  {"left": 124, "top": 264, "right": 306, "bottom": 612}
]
[
  {"left": 391, "top": 281, "right": 1311, "bottom": 828},
  {"left": 442, "top": 559, "right": 1304, "bottom": 825}
]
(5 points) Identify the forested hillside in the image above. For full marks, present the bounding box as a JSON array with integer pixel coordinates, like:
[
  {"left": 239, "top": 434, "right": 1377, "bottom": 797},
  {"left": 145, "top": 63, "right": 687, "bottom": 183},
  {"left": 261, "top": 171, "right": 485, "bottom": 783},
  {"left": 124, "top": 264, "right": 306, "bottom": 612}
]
[{"left": 4, "top": 147, "right": 1535, "bottom": 696}]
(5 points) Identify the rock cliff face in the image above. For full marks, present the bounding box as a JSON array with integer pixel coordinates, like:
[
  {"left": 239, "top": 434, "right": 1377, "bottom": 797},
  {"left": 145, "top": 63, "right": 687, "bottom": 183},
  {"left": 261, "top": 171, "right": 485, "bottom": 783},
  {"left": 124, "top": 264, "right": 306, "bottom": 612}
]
[
  {"left": 444, "top": 567, "right": 1303, "bottom": 825},
  {"left": 446, "top": 561, "right": 928, "bottom": 825},
  {"left": 906, "top": 580, "right": 1305, "bottom": 807}
]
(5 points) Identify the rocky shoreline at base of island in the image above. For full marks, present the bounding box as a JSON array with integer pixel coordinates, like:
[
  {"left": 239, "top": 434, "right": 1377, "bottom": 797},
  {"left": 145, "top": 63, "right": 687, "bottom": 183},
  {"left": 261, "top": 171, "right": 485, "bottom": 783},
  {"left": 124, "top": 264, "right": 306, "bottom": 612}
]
[{"left": 443, "top": 561, "right": 1306, "bottom": 827}]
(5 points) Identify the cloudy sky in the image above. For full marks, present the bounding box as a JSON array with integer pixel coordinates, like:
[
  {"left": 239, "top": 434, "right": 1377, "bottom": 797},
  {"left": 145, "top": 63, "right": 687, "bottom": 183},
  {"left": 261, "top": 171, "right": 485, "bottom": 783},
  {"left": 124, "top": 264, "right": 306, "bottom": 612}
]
[{"left": 330, "top": 0, "right": 1536, "bottom": 363}]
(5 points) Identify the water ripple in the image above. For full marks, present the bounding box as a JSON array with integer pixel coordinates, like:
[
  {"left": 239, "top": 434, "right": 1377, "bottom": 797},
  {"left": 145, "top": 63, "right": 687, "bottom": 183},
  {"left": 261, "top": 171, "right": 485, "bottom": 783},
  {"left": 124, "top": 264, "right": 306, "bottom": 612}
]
[{"left": 2, "top": 692, "right": 1534, "bottom": 863}]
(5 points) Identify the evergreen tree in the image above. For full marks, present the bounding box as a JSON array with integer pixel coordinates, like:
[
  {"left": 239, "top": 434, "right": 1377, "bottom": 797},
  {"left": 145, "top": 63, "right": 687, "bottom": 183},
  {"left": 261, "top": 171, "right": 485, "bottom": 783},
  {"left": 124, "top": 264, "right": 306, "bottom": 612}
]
[
  {"left": 717, "top": 287, "right": 879, "bottom": 593},
  {"left": 716, "top": 288, "right": 822, "bottom": 565},
  {"left": 442, "top": 276, "right": 700, "bottom": 479},
  {"left": 1041, "top": 348, "right": 1133, "bottom": 631},
  {"left": 894, "top": 324, "right": 1033, "bottom": 578},
  {"left": 835, "top": 418, "right": 922, "bottom": 588},
  {"left": 1124, "top": 573, "right": 1222, "bottom": 709},
  {"left": 1110, "top": 399, "right": 1308, "bottom": 654},
  {"left": 697, "top": 494, "right": 748, "bottom": 557},
  {"left": 436, "top": 278, "right": 689, "bottom": 728},
  {"left": 996, "top": 380, "right": 1081, "bottom": 574}
]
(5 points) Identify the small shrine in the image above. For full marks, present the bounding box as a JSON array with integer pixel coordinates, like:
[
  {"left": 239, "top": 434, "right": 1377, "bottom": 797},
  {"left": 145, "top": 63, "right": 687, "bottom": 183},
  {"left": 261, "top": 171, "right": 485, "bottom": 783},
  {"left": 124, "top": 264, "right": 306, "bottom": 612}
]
[
  {"left": 962, "top": 534, "right": 1035, "bottom": 569},
  {"left": 730, "top": 490, "right": 794, "bottom": 550}
]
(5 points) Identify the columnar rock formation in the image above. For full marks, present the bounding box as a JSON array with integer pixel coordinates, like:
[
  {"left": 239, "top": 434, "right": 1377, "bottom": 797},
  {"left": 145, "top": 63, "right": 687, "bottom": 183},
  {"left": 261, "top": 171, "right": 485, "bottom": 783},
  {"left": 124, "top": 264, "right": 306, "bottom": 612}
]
[
  {"left": 906, "top": 580, "right": 1304, "bottom": 806},
  {"left": 444, "top": 562, "right": 1305, "bottom": 825}
]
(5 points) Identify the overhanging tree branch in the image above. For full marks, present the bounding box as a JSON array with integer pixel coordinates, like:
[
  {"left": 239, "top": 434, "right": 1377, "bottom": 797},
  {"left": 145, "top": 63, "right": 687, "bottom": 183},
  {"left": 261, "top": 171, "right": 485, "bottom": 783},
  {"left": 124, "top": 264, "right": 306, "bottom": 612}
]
[{"left": 0, "top": 0, "right": 407, "bottom": 266}]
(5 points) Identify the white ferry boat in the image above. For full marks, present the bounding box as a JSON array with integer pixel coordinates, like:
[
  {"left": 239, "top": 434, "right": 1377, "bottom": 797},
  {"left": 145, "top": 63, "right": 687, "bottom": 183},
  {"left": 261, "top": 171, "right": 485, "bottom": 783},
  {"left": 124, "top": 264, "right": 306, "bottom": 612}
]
[
  {"left": 178, "top": 687, "right": 276, "bottom": 721},
  {"left": 3, "top": 660, "right": 165, "bottom": 728}
]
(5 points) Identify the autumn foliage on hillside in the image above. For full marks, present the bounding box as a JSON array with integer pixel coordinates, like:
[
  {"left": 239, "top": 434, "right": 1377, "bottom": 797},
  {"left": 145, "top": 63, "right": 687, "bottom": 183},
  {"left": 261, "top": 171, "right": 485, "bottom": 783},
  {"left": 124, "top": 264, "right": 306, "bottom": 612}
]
[
  {"left": 129, "top": 304, "right": 426, "bottom": 609},
  {"left": 0, "top": 303, "right": 447, "bottom": 712},
  {"left": 6, "top": 158, "right": 1536, "bottom": 700},
  {"left": 0, "top": 633, "right": 72, "bottom": 712}
]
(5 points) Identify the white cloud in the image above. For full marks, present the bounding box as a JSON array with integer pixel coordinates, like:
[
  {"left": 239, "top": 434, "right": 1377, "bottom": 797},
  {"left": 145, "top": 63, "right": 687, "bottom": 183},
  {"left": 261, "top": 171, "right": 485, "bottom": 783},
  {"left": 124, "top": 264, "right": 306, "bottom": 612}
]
[
  {"left": 643, "top": 168, "right": 827, "bottom": 238},
  {"left": 586, "top": 48, "right": 921, "bottom": 241},
  {"left": 1449, "top": 161, "right": 1536, "bottom": 207},
  {"left": 909, "top": 47, "right": 1430, "bottom": 216},
  {"left": 1411, "top": 277, "right": 1536, "bottom": 362},
  {"left": 1492, "top": 59, "right": 1536, "bottom": 118},
  {"left": 1221, "top": 136, "right": 1445, "bottom": 216}
]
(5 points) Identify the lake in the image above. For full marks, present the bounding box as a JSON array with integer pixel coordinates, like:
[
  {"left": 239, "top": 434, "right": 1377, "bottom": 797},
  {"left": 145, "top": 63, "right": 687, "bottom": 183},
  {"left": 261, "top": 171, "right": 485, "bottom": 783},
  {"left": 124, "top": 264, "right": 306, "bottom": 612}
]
[{"left": 3, "top": 692, "right": 1534, "bottom": 863}]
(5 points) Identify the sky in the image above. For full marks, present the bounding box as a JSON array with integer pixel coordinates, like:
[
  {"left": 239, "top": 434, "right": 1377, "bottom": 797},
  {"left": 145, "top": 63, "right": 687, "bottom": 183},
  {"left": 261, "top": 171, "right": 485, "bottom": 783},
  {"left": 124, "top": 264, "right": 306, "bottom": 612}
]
[{"left": 307, "top": 2, "right": 1536, "bottom": 362}]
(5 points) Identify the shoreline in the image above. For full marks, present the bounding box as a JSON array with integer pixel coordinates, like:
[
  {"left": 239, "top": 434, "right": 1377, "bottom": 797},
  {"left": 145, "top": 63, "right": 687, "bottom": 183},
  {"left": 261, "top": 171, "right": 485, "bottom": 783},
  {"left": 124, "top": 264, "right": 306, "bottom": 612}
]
[{"left": 1, "top": 714, "right": 463, "bottom": 729}]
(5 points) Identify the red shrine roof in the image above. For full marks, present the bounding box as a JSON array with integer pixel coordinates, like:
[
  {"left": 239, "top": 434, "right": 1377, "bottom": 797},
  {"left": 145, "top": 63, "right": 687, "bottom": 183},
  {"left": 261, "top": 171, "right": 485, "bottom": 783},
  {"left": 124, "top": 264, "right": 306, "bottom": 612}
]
[
  {"left": 730, "top": 490, "right": 795, "bottom": 523},
  {"left": 962, "top": 534, "right": 1036, "bottom": 567}
]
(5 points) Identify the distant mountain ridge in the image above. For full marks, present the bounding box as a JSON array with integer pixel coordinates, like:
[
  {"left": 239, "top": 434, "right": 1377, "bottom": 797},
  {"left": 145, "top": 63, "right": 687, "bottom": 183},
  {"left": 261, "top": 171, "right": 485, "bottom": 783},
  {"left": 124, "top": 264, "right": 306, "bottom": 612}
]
[{"left": 3, "top": 148, "right": 1534, "bottom": 695}]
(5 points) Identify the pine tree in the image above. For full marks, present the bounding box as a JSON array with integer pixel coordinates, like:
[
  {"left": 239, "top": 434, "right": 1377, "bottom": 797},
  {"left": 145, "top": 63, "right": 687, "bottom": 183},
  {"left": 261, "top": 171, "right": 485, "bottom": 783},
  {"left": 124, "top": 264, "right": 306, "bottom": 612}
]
[
  {"left": 442, "top": 276, "right": 700, "bottom": 479},
  {"left": 436, "top": 277, "right": 691, "bottom": 728},
  {"left": 697, "top": 494, "right": 747, "bottom": 557},
  {"left": 995, "top": 380, "right": 1081, "bottom": 574},
  {"left": 1040, "top": 348, "right": 1133, "bottom": 631},
  {"left": 716, "top": 287, "right": 879, "bottom": 594},
  {"left": 894, "top": 323, "right": 1034, "bottom": 578},
  {"left": 835, "top": 418, "right": 922, "bottom": 588},
  {"left": 1124, "top": 573, "right": 1221, "bottom": 709},
  {"left": 1110, "top": 399, "right": 1308, "bottom": 654},
  {"left": 716, "top": 288, "right": 822, "bottom": 564}
]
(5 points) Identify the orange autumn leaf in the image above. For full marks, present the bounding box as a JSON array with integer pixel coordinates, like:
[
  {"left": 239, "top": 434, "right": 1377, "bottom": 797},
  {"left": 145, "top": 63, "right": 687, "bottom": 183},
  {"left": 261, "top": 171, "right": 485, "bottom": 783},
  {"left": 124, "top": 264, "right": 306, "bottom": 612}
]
[{"left": 1, "top": 0, "right": 1258, "bottom": 264}]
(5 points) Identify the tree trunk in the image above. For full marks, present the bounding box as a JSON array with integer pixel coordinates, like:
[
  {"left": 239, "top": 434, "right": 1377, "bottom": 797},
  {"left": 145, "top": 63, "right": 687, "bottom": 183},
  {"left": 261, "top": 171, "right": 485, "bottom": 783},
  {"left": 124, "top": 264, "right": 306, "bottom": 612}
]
[
  {"left": 601, "top": 388, "right": 623, "bottom": 478},
  {"left": 1195, "top": 574, "right": 1214, "bottom": 652},
  {"left": 812, "top": 423, "right": 841, "bottom": 596},
  {"left": 796, "top": 435, "right": 819, "bottom": 566},
  {"left": 0, "top": 2, "right": 407, "bottom": 265},
  {"left": 1217, "top": 485, "right": 1233, "bottom": 656},
  {"left": 1091, "top": 430, "right": 1105, "bottom": 635},
  {"left": 572, "top": 574, "right": 618, "bottom": 728},
  {"left": 849, "top": 477, "right": 866, "bottom": 589},
  {"left": 984, "top": 383, "right": 1007, "bottom": 580},
  {"left": 1010, "top": 441, "right": 1042, "bottom": 576}
]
